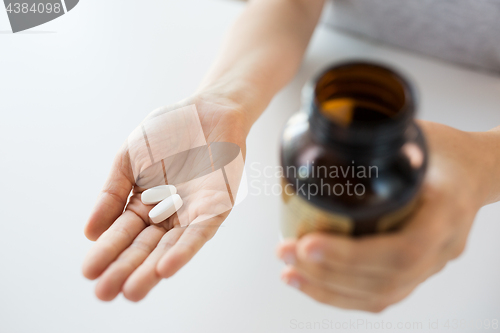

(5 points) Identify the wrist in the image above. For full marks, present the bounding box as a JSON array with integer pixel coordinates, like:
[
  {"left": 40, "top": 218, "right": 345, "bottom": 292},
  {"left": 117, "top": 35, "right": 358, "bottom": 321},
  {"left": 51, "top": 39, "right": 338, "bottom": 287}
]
[
  {"left": 470, "top": 128, "right": 500, "bottom": 205},
  {"left": 195, "top": 76, "right": 270, "bottom": 133}
]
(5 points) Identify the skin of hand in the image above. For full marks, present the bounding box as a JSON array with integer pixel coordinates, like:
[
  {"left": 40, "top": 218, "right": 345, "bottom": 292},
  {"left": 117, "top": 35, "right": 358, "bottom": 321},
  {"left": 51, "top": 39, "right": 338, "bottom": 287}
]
[
  {"left": 82, "top": 93, "right": 248, "bottom": 302},
  {"left": 82, "top": 0, "right": 325, "bottom": 302},
  {"left": 277, "top": 121, "right": 500, "bottom": 312}
]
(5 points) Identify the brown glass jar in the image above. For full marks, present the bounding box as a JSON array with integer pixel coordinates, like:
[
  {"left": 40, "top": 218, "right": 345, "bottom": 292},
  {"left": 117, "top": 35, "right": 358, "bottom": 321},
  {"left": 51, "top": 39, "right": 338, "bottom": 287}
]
[{"left": 280, "top": 61, "right": 427, "bottom": 238}]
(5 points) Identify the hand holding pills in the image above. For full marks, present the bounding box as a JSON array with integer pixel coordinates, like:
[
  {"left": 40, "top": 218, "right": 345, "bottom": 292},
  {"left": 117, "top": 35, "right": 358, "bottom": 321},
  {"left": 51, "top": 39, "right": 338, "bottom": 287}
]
[{"left": 82, "top": 97, "right": 247, "bottom": 302}]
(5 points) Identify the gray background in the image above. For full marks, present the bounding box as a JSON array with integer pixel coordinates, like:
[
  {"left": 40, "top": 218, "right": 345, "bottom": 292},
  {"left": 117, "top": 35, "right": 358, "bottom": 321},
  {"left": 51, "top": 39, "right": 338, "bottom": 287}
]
[{"left": 1, "top": 0, "right": 499, "bottom": 332}]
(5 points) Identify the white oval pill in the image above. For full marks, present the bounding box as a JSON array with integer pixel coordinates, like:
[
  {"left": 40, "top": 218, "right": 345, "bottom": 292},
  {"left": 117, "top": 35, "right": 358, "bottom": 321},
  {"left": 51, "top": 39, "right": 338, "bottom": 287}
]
[
  {"left": 141, "top": 185, "right": 177, "bottom": 205},
  {"left": 149, "top": 194, "right": 183, "bottom": 224}
]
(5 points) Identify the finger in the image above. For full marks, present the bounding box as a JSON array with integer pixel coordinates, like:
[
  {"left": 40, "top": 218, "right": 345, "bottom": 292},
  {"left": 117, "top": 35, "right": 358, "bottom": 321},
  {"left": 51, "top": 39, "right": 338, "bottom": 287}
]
[
  {"left": 295, "top": 192, "right": 450, "bottom": 274},
  {"left": 278, "top": 241, "right": 392, "bottom": 295},
  {"left": 278, "top": 239, "right": 400, "bottom": 296},
  {"left": 278, "top": 238, "right": 404, "bottom": 296},
  {"left": 122, "top": 227, "right": 185, "bottom": 302},
  {"left": 156, "top": 215, "right": 225, "bottom": 278},
  {"left": 94, "top": 225, "right": 166, "bottom": 301},
  {"left": 276, "top": 240, "right": 297, "bottom": 265},
  {"left": 291, "top": 233, "right": 446, "bottom": 297},
  {"left": 281, "top": 266, "right": 386, "bottom": 313},
  {"left": 296, "top": 233, "right": 407, "bottom": 275},
  {"left": 85, "top": 150, "right": 134, "bottom": 241},
  {"left": 291, "top": 256, "right": 397, "bottom": 297},
  {"left": 82, "top": 210, "right": 147, "bottom": 280}
]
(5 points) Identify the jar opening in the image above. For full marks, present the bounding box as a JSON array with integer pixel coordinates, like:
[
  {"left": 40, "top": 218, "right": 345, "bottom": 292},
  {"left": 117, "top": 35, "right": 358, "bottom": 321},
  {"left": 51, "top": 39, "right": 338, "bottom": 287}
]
[{"left": 314, "top": 62, "right": 414, "bottom": 128}]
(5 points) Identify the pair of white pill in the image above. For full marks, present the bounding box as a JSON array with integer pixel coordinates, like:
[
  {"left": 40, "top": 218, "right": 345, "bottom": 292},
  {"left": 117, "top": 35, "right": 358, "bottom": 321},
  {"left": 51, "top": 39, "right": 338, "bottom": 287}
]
[{"left": 141, "top": 185, "right": 183, "bottom": 224}]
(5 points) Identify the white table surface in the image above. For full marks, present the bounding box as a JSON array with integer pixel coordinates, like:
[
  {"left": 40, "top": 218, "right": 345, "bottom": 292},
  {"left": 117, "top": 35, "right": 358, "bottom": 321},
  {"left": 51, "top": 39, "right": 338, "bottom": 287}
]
[{"left": 1, "top": 1, "right": 500, "bottom": 332}]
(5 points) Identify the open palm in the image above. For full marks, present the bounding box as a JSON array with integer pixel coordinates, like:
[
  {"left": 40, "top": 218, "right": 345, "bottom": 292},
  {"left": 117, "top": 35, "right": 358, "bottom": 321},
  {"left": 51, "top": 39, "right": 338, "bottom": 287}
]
[{"left": 82, "top": 95, "right": 247, "bottom": 301}]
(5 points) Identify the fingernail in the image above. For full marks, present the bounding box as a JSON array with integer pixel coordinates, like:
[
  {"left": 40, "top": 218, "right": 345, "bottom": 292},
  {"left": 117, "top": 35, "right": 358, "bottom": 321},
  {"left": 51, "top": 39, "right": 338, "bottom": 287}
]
[
  {"left": 287, "top": 277, "right": 301, "bottom": 289},
  {"left": 308, "top": 249, "right": 323, "bottom": 262},
  {"left": 283, "top": 252, "right": 296, "bottom": 265}
]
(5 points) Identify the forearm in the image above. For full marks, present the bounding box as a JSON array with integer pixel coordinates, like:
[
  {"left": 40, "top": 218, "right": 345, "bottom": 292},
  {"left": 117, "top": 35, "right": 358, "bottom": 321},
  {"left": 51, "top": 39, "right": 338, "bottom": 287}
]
[
  {"left": 476, "top": 126, "right": 500, "bottom": 205},
  {"left": 197, "top": 0, "right": 325, "bottom": 126}
]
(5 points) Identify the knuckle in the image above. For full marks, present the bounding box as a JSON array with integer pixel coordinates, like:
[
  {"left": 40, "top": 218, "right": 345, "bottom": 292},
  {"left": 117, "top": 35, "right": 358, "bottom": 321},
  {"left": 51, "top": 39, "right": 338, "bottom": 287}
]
[
  {"left": 299, "top": 235, "right": 322, "bottom": 256},
  {"left": 101, "top": 186, "right": 125, "bottom": 205},
  {"left": 127, "top": 203, "right": 150, "bottom": 225},
  {"left": 195, "top": 226, "right": 215, "bottom": 243},
  {"left": 97, "top": 237, "right": 121, "bottom": 255},
  {"left": 157, "top": 237, "right": 176, "bottom": 251},
  {"left": 332, "top": 244, "right": 359, "bottom": 265},
  {"left": 109, "top": 224, "right": 133, "bottom": 241},
  {"left": 177, "top": 240, "right": 198, "bottom": 257},
  {"left": 114, "top": 256, "right": 136, "bottom": 271},
  {"left": 391, "top": 241, "right": 421, "bottom": 270},
  {"left": 186, "top": 223, "right": 217, "bottom": 244},
  {"left": 129, "top": 238, "right": 154, "bottom": 254}
]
